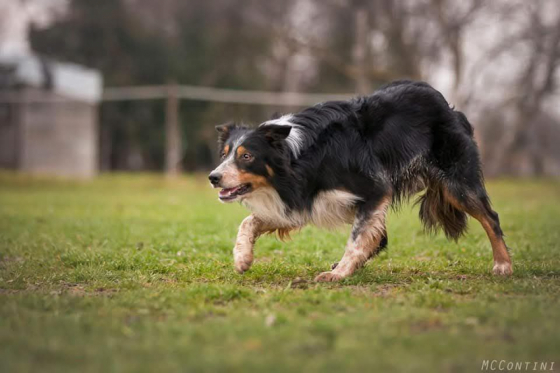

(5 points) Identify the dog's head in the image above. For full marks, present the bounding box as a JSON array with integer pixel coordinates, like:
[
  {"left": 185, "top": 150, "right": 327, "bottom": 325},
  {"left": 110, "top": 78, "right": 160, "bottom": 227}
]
[{"left": 208, "top": 122, "right": 291, "bottom": 203}]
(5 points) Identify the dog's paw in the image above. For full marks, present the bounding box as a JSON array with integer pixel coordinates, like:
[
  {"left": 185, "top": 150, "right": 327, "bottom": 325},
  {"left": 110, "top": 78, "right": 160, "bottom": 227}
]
[
  {"left": 314, "top": 271, "right": 344, "bottom": 282},
  {"left": 492, "top": 262, "right": 513, "bottom": 276},
  {"left": 234, "top": 257, "right": 253, "bottom": 274}
]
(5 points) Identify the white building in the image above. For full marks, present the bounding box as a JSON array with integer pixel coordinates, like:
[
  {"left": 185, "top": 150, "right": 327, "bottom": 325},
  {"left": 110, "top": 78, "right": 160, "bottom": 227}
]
[{"left": 0, "top": 54, "right": 102, "bottom": 178}]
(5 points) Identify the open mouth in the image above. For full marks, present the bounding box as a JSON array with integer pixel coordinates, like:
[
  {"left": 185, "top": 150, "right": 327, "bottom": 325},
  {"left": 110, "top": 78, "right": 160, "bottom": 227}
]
[{"left": 219, "top": 183, "right": 252, "bottom": 201}]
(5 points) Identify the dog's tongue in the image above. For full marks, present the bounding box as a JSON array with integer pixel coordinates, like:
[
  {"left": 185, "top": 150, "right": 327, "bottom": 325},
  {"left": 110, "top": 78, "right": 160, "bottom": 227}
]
[{"left": 219, "top": 186, "right": 241, "bottom": 197}]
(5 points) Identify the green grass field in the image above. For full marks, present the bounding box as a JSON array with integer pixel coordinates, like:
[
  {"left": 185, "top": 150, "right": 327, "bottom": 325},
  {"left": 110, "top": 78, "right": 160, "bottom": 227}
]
[{"left": 0, "top": 173, "right": 559, "bottom": 373}]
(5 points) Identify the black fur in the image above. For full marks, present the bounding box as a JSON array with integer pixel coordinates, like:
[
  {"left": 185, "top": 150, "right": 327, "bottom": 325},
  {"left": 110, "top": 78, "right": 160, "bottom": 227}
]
[{"left": 216, "top": 80, "right": 503, "bottom": 242}]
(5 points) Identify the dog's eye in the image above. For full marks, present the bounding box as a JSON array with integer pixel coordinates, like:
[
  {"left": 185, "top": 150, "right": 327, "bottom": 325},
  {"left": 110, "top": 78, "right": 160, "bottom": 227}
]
[
  {"left": 241, "top": 153, "right": 253, "bottom": 161},
  {"left": 220, "top": 152, "right": 226, "bottom": 159}
]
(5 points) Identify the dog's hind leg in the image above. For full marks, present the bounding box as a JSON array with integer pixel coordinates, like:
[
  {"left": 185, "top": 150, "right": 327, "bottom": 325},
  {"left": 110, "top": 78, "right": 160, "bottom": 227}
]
[
  {"left": 442, "top": 183, "right": 512, "bottom": 275},
  {"left": 315, "top": 196, "right": 391, "bottom": 282},
  {"left": 427, "top": 110, "right": 512, "bottom": 275}
]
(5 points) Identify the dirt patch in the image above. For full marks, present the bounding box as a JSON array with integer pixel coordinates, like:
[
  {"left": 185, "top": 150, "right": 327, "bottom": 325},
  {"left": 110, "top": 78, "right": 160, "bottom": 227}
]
[
  {"left": 0, "top": 255, "right": 24, "bottom": 268},
  {"left": 289, "top": 277, "right": 309, "bottom": 289},
  {"left": 0, "top": 282, "right": 119, "bottom": 297},
  {"left": 349, "top": 283, "right": 401, "bottom": 297},
  {"left": 0, "top": 288, "right": 22, "bottom": 295},
  {"left": 410, "top": 318, "right": 445, "bottom": 333}
]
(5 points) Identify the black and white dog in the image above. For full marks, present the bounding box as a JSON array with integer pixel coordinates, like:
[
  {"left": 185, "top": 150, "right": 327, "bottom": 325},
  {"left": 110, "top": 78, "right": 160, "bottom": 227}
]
[{"left": 209, "top": 80, "right": 512, "bottom": 281}]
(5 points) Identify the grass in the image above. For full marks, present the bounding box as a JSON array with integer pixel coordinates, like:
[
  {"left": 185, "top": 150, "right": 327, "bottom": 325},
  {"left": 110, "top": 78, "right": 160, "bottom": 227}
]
[{"left": 0, "top": 172, "right": 559, "bottom": 373}]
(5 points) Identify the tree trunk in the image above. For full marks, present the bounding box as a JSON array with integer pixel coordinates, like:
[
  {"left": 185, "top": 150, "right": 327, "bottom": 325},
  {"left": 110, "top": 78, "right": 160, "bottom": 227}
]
[
  {"left": 353, "top": 7, "right": 370, "bottom": 95},
  {"left": 165, "top": 83, "right": 181, "bottom": 177}
]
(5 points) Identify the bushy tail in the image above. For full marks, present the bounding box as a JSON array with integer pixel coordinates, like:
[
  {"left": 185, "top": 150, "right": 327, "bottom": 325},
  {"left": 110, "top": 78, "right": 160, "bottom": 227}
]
[{"left": 417, "top": 184, "right": 467, "bottom": 241}]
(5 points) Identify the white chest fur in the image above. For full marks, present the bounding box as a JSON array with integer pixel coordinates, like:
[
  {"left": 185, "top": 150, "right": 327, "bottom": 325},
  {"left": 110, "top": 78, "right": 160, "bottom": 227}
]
[{"left": 242, "top": 188, "right": 360, "bottom": 229}]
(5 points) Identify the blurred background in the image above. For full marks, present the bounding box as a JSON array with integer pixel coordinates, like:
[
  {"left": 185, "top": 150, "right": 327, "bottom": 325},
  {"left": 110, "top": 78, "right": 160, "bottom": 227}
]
[{"left": 1, "top": 0, "right": 559, "bottom": 178}]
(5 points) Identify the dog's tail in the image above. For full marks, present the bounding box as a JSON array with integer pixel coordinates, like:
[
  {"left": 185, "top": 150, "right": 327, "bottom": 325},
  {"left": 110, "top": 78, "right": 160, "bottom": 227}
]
[{"left": 417, "top": 183, "right": 468, "bottom": 241}]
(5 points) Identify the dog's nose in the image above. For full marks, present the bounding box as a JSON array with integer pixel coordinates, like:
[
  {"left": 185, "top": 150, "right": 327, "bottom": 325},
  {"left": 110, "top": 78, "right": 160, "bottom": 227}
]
[{"left": 208, "top": 172, "right": 222, "bottom": 186}]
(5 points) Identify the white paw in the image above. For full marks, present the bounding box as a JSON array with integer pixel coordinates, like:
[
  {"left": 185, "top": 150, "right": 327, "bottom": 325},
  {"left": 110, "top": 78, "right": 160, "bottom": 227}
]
[
  {"left": 314, "top": 271, "right": 344, "bottom": 282},
  {"left": 234, "top": 256, "right": 253, "bottom": 274},
  {"left": 493, "top": 262, "right": 513, "bottom": 276}
]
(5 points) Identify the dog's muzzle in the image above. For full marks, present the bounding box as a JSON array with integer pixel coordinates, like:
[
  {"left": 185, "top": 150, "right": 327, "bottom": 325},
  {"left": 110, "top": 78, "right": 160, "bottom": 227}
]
[{"left": 208, "top": 172, "right": 222, "bottom": 187}]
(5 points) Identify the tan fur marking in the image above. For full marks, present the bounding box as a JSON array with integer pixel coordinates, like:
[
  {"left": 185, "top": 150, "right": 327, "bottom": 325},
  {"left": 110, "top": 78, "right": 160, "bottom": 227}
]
[
  {"left": 442, "top": 189, "right": 512, "bottom": 275},
  {"left": 223, "top": 144, "right": 230, "bottom": 157},
  {"left": 264, "top": 227, "right": 298, "bottom": 241},
  {"left": 266, "top": 165, "right": 274, "bottom": 177},
  {"left": 238, "top": 170, "right": 270, "bottom": 190},
  {"left": 479, "top": 216, "right": 512, "bottom": 274},
  {"left": 236, "top": 146, "right": 248, "bottom": 158}
]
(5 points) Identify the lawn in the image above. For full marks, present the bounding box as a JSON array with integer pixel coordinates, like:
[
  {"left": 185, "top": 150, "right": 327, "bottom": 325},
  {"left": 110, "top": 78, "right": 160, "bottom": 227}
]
[{"left": 0, "top": 172, "right": 559, "bottom": 373}]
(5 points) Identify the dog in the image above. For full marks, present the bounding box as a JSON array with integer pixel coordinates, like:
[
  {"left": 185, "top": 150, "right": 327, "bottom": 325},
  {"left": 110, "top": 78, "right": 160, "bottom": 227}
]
[{"left": 208, "top": 80, "right": 512, "bottom": 282}]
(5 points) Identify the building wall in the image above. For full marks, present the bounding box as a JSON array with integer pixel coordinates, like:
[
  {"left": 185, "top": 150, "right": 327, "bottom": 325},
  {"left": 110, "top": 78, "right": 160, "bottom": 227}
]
[{"left": 18, "top": 89, "right": 98, "bottom": 178}]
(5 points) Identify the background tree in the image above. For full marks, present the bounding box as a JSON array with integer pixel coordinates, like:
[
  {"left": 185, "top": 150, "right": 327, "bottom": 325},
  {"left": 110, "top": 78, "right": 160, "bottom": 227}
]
[{"left": 25, "top": 0, "right": 560, "bottom": 175}]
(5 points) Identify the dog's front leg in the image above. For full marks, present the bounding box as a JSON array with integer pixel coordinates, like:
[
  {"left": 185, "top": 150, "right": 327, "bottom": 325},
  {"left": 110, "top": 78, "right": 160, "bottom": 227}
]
[
  {"left": 233, "top": 214, "right": 268, "bottom": 274},
  {"left": 315, "top": 197, "right": 390, "bottom": 282}
]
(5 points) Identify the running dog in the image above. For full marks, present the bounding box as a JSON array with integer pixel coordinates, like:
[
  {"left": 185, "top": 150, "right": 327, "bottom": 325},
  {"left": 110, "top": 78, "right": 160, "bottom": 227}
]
[{"left": 208, "top": 80, "right": 512, "bottom": 282}]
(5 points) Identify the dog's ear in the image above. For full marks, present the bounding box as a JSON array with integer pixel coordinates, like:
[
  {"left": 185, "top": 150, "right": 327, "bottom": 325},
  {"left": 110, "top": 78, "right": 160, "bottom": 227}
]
[
  {"left": 258, "top": 124, "right": 291, "bottom": 144},
  {"left": 215, "top": 122, "right": 236, "bottom": 144}
]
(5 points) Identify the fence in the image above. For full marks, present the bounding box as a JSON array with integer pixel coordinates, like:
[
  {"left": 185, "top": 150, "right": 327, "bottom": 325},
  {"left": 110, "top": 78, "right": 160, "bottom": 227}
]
[{"left": 0, "top": 85, "right": 355, "bottom": 176}]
